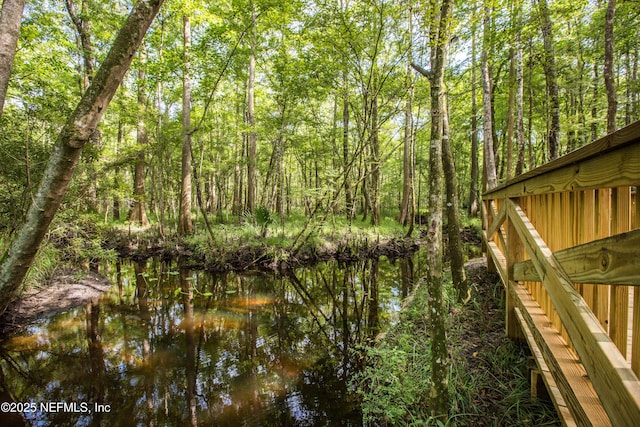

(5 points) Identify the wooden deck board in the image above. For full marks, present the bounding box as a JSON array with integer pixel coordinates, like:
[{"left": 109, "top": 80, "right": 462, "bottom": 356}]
[
  {"left": 514, "top": 307, "right": 577, "bottom": 427},
  {"left": 510, "top": 283, "right": 612, "bottom": 426}
]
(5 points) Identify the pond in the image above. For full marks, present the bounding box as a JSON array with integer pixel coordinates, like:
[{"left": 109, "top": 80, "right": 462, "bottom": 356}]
[{"left": 0, "top": 255, "right": 422, "bottom": 426}]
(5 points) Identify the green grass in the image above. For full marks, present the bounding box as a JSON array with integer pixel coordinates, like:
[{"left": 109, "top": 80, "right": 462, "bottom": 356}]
[
  {"left": 180, "top": 209, "right": 409, "bottom": 252},
  {"left": 353, "top": 273, "right": 561, "bottom": 426},
  {"left": 22, "top": 242, "right": 61, "bottom": 291}
]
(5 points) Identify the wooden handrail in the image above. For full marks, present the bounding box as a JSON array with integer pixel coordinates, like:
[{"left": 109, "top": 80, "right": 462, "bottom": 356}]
[{"left": 484, "top": 120, "right": 640, "bottom": 198}]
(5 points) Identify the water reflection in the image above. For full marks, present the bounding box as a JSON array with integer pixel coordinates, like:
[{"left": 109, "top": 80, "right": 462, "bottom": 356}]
[{"left": 0, "top": 257, "right": 419, "bottom": 426}]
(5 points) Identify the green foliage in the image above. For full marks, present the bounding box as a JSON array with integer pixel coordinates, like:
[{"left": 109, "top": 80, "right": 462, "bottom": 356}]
[
  {"left": 353, "top": 281, "right": 453, "bottom": 425},
  {"left": 354, "top": 272, "right": 559, "bottom": 426},
  {"left": 22, "top": 242, "right": 61, "bottom": 291},
  {"left": 254, "top": 205, "right": 273, "bottom": 237},
  {"left": 49, "top": 211, "right": 117, "bottom": 266}
]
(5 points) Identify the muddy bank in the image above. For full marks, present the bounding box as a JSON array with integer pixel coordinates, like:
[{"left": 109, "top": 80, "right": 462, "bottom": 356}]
[
  {"left": 107, "top": 232, "right": 421, "bottom": 272},
  {"left": 0, "top": 269, "right": 111, "bottom": 337}
]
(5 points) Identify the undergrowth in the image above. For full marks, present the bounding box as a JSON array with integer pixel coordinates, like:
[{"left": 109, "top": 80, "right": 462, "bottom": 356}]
[{"left": 353, "top": 266, "right": 561, "bottom": 426}]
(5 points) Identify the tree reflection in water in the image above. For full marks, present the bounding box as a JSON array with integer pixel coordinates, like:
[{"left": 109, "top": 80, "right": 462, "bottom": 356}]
[{"left": 0, "top": 256, "right": 420, "bottom": 426}]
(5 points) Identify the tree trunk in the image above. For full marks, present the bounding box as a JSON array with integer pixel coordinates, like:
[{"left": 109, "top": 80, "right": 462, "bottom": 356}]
[
  {"left": 246, "top": 2, "right": 257, "bottom": 214},
  {"left": 468, "top": 24, "right": 480, "bottom": 217},
  {"left": 481, "top": 6, "right": 497, "bottom": 189},
  {"left": 65, "top": 0, "right": 100, "bottom": 212},
  {"left": 0, "top": 0, "right": 164, "bottom": 312},
  {"left": 604, "top": 0, "right": 616, "bottom": 134},
  {"left": 232, "top": 97, "right": 243, "bottom": 216},
  {"left": 506, "top": 46, "right": 515, "bottom": 180},
  {"left": 113, "top": 120, "right": 122, "bottom": 221},
  {"left": 129, "top": 53, "right": 149, "bottom": 226},
  {"left": 64, "top": 0, "right": 94, "bottom": 88},
  {"left": 178, "top": 13, "right": 193, "bottom": 235},
  {"left": 591, "top": 62, "right": 599, "bottom": 141},
  {"left": 0, "top": 0, "right": 24, "bottom": 120},
  {"left": 442, "top": 97, "right": 468, "bottom": 302},
  {"left": 342, "top": 72, "right": 353, "bottom": 221},
  {"left": 370, "top": 79, "right": 380, "bottom": 227},
  {"left": 424, "top": 0, "right": 453, "bottom": 418},
  {"left": 515, "top": 33, "right": 526, "bottom": 175},
  {"left": 536, "top": 0, "right": 560, "bottom": 160},
  {"left": 399, "top": 7, "right": 414, "bottom": 228}
]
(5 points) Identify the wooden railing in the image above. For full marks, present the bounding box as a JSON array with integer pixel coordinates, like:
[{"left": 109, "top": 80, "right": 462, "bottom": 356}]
[{"left": 482, "top": 121, "right": 640, "bottom": 427}]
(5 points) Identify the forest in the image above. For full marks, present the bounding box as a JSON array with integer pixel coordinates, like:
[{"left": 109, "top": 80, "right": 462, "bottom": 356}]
[{"left": 0, "top": 0, "right": 638, "bottom": 424}]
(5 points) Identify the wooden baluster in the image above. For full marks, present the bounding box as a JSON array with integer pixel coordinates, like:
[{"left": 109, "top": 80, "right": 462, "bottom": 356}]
[
  {"left": 581, "top": 190, "right": 596, "bottom": 309},
  {"left": 610, "top": 187, "right": 631, "bottom": 356},
  {"left": 594, "top": 188, "right": 611, "bottom": 331}
]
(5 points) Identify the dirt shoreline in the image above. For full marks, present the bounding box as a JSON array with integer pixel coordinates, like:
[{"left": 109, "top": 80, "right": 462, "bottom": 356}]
[{"left": 0, "top": 269, "right": 112, "bottom": 337}]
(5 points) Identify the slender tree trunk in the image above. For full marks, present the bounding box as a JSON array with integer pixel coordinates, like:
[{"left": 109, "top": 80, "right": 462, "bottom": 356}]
[
  {"left": 0, "top": 0, "right": 24, "bottom": 120},
  {"left": 506, "top": 46, "right": 516, "bottom": 180},
  {"left": 633, "top": 47, "right": 638, "bottom": 122},
  {"left": 468, "top": 25, "right": 480, "bottom": 216},
  {"left": 481, "top": 5, "right": 497, "bottom": 189},
  {"left": 65, "top": 0, "right": 100, "bottom": 212},
  {"left": 342, "top": 72, "right": 353, "bottom": 221},
  {"left": 625, "top": 54, "right": 632, "bottom": 126},
  {"left": 370, "top": 79, "right": 380, "bottom": 226},
  {"left": 178, "top": 13, "right": 193, "bottom": 235},
  {"left": 246, "top": 2, "right": 257, "bottom": 214},
  {"left": 536, "top": 0, "right": 560, "bottom": 159},
  {"left": 442, "top": 97, "right": 468, "bottom": 302},
  {"left": 515, "top": 36, "right": 526, "bottom": 175},
  {"left": 604, "top": 0, "right": 617, "bottom": 134},
  {"left": 232, "top": 97, "right": 243, "bottom": 216},
  {"left": 113, "top": 119, "right": 123, "bottom": 221},
  {"left": 154, "top": 17, "right": 166, "bottom": 235},
  {"left": 129, "top": 53, "right": 149, "bottom": 226},
  {"left": 0, "top": 0, "right": 164, "bottom": 312},
  {"left": 64, "top": 0, "right": 94, "bottom": 88},
  {"left": 591, "top": 62, "right": 599, "bottom": 141},
  {"left": 399, "top": 7, "right": 414, "bottom": 227}
]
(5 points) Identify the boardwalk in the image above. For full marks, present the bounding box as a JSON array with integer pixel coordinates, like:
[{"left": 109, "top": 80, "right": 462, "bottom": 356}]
[{"left": 482, "top": 121, "right": 640, "bottom": 426}]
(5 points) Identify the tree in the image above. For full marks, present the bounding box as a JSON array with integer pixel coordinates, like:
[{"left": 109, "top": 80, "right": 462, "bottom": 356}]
[
  {"left": 245, "top": 0, "right": 257, "bottom": 214},
  {"left": 604, "top": 0, "right": 616, "bottom": 133},
  {"left": 0, "top": 0, "right": 164, "bottom": 312},
  {"left": 481, "top": 3, "right": 497, "bottom": 189},
  {"left": 536, "top": 0, "right": 560, "bottom": 160},
  {"left": 65, "top": 0, "right": 100, "bottom": 212},
  {"left": 64, "top": 0, "right": 94, "bottom": 89},
  {"left": 0, "top": 0, "right": 24, "bottom": 120},
  {"left": 399, "top": 5, "right": 415, "bottom": 229},
  {"left": 442, "top": 96, "right": 468, "bottom": 303},
  {"left": 413, "top": 0, "right": 454, "bottom": 417},
  {"left": 178, "top": 12, "right": 193, "bottom": 235},
  {"left": 129, "top": 48, "right": 150, "bottom": 226},
  {"left": 467, "top": 20, "right": 480, "bottom": 216}
]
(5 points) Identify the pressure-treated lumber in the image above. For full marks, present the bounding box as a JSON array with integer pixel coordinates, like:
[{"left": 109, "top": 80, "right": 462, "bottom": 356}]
[
  {"left": 513, "top": 306, "right": 587, "bottom": 427},
  {"left": 513, "top": 228, "right": 640, "bottom": 285},
  {"left": 486, "top": 200, "right": 507, "bottom": 240},
  {"left": 507, "top": 199, "right": 640, "bottom": 426},
  {"left": 485, "top": 120, "right": 640, "bottom": 199}
]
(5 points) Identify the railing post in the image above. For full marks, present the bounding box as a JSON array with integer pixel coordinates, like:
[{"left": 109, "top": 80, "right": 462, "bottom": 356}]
[{"left": 506, "top": 196, "right": 524, "bottom": 341}]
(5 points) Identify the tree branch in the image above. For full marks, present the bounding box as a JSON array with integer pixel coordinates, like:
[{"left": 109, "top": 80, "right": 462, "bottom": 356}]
[{"left": 411, "top": 62, "right": 432, "bottom": 80}]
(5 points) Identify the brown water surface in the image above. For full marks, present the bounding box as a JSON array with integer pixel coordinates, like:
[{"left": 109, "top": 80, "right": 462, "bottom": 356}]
[{"left": 0, "top": 256, "right": 418, "bottom": 426}]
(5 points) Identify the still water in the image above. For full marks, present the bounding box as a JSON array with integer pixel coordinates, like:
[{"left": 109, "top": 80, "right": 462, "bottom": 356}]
[{"left": 0, "top": 256, "right": 419, "bottom": 426}]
